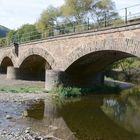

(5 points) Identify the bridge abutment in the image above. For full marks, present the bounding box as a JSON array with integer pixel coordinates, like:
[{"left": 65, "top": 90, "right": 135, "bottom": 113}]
[
  {"left": 86, "top": 72, "right": 104, "bottom": 87},
  {"left": 45, "top": 70, "right": 105, "bottom": 91},
  {"left": 45, "top": 70, "right": 68, "bottom": 91},
  {"left": 7, "top": 66, "right": 20, "bottom": 79}
]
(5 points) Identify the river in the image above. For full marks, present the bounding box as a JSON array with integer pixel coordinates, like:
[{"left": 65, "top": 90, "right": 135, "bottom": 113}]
[{"left": 1, "top": 91, "right": 140, "bottom": 140}]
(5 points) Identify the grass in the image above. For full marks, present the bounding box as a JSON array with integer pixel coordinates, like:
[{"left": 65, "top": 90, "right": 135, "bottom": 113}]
[
  {"left": 0, "top": 84, "right": 121, "bottom": 97},
  {"left": 50, "top": 84, "right": 121, "bottom": 98},
  {"left": 50, "top": 85, "right": 81, "bottom": 98},
  {"left": 0, "top": 86, "right": 44, "bottom": 93},
  {"left": 121, "top": 85, "right": 140, "bottom": 98}
]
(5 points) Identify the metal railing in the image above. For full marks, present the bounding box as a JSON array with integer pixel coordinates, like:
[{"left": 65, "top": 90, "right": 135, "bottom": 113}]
[{"left": 7, "top": 4, "right": 140, "bottom": 46}]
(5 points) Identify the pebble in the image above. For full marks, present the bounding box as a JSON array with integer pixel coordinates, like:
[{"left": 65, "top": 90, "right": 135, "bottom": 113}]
[
  {"left": 35, "top": 136, "right": 42, "bottom": 140},
  {"left": 6, "top": 115, "right": 12, "bottom": 119},
  {"left": 25, "top": 127, "right": 31, "bottom": 133}
]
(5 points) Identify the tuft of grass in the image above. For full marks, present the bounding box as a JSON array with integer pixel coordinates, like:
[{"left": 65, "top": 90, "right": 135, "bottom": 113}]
[
  {"left": 0, "top": 86, "right": 44, "bottom": 93},
  {"left": 50, "top": 85, "right": 81, "bottom": 98}
]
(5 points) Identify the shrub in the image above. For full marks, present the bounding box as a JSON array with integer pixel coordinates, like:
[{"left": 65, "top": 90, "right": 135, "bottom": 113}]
[{"left": 50, "top": 85, "right": 81, "bottom": 98}]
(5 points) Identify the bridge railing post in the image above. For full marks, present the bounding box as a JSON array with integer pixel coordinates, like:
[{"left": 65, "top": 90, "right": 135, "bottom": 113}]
[
  {"left": 73, "top": 24, "right": 75, "bottom": 32},
  {"left": 87, "top": 18, "right": 90, "bottom": 30},
  {"left": 104, "top": 12, "right": 107, "bottom": 27},
  {"left": 125, "top": 8, "right": 128, "bottom": 24}
]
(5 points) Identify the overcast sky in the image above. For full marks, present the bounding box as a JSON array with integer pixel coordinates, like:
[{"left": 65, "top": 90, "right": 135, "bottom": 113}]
[{"left": 0, "top": 0, "right": 140, "bottom": 29}]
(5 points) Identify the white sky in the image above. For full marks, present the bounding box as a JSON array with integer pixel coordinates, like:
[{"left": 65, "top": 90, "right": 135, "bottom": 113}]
[{"left": 0, "top": 0, "right": 140, "bottom": 29}]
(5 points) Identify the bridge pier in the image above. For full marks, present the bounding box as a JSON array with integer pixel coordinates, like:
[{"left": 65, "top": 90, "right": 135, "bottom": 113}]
[
  {"left": 7, "top": 66, "right": 20, "bottom": 79},
  {"left": 86, "top": 72, "right": 104, "bottom": 87},
  {"left": 45, "top": 70, "right": 68, "bottom": 91},
  {"left": 45, "top": 70, "right": 105, "bottom": 91}
]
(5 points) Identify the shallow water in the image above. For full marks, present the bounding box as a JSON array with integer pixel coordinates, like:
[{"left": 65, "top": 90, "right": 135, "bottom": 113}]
[{"left": 1, "top": 94, "right": 140, "bottom": 140}]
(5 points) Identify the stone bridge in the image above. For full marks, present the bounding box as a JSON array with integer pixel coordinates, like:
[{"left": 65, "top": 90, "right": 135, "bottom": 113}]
[{"left": 0, "top": 23, "right": 140, "bottom": 90}]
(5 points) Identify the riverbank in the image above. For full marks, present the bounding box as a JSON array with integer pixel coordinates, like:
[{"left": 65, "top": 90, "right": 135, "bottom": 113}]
[
  {"left": 0, "top": 93, "right": 49, "bottom": 140},
  {"left": 0, "top": 74, "right": 136, "bottom": 140},
  {"left": 0, "top": 92, "right": 76, "bottom": 140}
]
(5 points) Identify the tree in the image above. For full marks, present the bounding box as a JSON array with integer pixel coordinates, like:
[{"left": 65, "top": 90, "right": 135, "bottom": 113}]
[
  {"left": 14, "top": 24, "right": 41, "bottom": 43},
  {"left": 35, "top": 0, "right": 118, "bottom": 35},
  {"left": 0, "top": 38, "right": 7, "bottom": 47},
  {"left": 6, "top": 30, "right": 16, "bottom": 45},
  {"left": 36, "top": 6, "right": 61, "bottom": 34},
  {"left": 111, "top": 58, "right": 135, "bottom": 81},
  {"left": 90, "top": 0, "right": 118, "bottom": 26},
  {"left": 61, "top": 0, "right": 92, "bottom": 21},
  {"left": 61, "top": 0, "right": 118, "bottom": 27},
  {"left": 6, "top": 24, "right": 40, "bottom": 44}
]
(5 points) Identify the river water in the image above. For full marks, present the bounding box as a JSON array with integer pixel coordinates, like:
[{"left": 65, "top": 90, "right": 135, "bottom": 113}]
[{"left": 1, "top": 93, "right": 140, "bottom": 140}]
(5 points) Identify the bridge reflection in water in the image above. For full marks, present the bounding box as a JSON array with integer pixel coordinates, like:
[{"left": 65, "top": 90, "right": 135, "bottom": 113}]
[{"left": 12, "top": 95, "right": 140, "bottom": 140}]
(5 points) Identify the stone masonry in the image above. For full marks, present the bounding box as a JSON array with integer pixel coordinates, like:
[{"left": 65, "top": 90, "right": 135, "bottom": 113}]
[{"left": 0, "top": 23, "right": 140, "bottom": 90}]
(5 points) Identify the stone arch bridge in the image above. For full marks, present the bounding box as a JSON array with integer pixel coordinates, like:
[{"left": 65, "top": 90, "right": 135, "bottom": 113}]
[{"left": 0, "top": 23, "right": 140, "bottom": 90}]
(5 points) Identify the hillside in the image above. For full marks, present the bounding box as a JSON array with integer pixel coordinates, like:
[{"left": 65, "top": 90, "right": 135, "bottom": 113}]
[{"left": 0, "top": 25, "right": 10, "bottom": 38}]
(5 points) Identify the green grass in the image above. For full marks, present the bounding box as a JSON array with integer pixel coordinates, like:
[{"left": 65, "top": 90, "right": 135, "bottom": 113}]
[
  {"left": 121, "top": 85, "right": 140, "bottom": 98},
  {"left": 50, "top": 84, "right": 121, "bottom": 98},
  {"left": 50, "top": 85, "right": 81, "bottom": 98},
  {"left": 0, "top": 86, "right": 44, "bottom": 93}
]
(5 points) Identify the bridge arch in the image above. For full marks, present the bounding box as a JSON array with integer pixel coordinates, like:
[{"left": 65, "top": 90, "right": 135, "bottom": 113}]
[
  {"left": 0, "top": 52, "right": 17, "bottom": 74},
  {"left": 18, "top": 47, "right": 55, "bottom": 68},
  {"left": 18, "top": 48, "right": 55, "bottom": 81},
  {"left": 62, "top": 38, "right": 139, "bottom": 87},
  {"left": 0, "top": 57, "right": 14, "bottom": 74},
  {"left": 63, "top": 38, "right": 139, "bottom": 71},
  {"left": 0, "top": 52, "right": 16, "bottom": 67}
]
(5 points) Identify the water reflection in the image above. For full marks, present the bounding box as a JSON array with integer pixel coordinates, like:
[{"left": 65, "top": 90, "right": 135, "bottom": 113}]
[
  {"left": 26, "top": 100, "right": 45, "bottom": 120},
  {"left": 102, "top": 95, "right": 140, "bottom": 135},
  {"left": 18, "top": 95, "right": 140, "bottom": 140},
  {"left": 21, "top": 98, "right": 76, "bottom": 140},
  {"left": 102, "top": 98, "right": 126, "bottom": 121}
]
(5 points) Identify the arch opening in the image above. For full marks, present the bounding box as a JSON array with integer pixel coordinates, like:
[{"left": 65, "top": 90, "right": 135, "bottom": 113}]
[
  {"left": 0, "top": 57, "right": 14, "bottom": 74},
  {"left": 19, "top": 55, "right": 51, "bottom": 81},
  {"left": 65, "top": 50, "right": 135, "bottom": 88}
]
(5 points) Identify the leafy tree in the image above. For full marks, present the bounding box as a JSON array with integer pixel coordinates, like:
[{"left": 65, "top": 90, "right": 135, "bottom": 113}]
[
  {"left": 14, "top": 24, "right": 41, "bottom": 43},
  {"left": 90, "top": 0, "right": 118, "bottom": 26},
  {"left": 0, "top": 38, "right": 7, "bottom": 47},
  {"left": 6, "top": 24, "right": 40, "bottom": 44},
  {"left": 6, "top": 30, "right": 16, "bottom": 45},
  {"left": 61, "top": 0, "right": 92, "bottom": 21},
  {"left": 61, "top": 0, "right": 118, "bottom": 27},
  {"left": 35, "top": 0, "right": 118, "bottom": 35},
  {"left": 111, "top": 58, "right": 136, "bottom": 81},
  {"left": 36, "top": 6, "right": 61, "bottom": 34}
]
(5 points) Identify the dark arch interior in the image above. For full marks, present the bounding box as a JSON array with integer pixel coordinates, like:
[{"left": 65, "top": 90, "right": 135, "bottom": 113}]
[
  {"left": 0, "top": 57, "right": 13, "bottom": 74},
  {"left": 65, "top": 50, "right": 135, "bottom": 88},
  {"left": 19, "top": 55, "right": 51, "bottom": 81}
]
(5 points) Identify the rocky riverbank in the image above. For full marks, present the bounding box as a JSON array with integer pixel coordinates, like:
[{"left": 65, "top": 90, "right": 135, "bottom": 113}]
[
  {"left": 0, "top": 92, "right": 74, "bottom": 140},
  {"left": 0, "top": 127, "right": 59, "bottom": 140}
]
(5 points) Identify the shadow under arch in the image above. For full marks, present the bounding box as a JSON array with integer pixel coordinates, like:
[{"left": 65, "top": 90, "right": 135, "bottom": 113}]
[
  {"left": 65, "top": 50, "right": 136, "bottom": 88},
  {"left": 19, "top": 54, "right": 51, "bottom": 81},
  {"left": 0, "top": 57, "right": 14, "bottom": 74},
  {"left": 18, "top": 47, "right": 55, "bottom": 69}
]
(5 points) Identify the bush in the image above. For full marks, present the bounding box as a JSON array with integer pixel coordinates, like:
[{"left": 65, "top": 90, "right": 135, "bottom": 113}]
[{"left": 50, "top": 85, "right": 81, "bottom": 98}]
